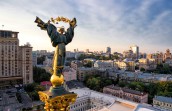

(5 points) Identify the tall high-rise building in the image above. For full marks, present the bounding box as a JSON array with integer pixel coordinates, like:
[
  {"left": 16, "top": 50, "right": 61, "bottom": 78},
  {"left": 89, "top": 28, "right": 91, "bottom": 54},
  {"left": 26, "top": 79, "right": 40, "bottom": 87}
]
[
  {"left": 130, "top": 45, "right": 139, "bottom": 59},
  {"left": 0, "top": 30, "right": 33, "bottom": 88},
  {"left": 106, "top": 47, "right": 111, "bottom": 54}
]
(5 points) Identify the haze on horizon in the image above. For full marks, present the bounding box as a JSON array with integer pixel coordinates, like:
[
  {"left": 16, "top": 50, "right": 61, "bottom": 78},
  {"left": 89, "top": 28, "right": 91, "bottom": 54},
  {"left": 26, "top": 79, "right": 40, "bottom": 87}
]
[{"left": 0, "top": 0, "right": 172, "bottom": 53}]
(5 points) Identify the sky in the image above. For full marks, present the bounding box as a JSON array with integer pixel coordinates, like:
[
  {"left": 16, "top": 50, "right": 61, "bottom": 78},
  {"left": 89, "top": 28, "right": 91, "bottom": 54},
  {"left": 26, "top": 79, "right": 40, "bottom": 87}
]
[{"left": 0, "top": 0, "right": 172, "bottom": 53}]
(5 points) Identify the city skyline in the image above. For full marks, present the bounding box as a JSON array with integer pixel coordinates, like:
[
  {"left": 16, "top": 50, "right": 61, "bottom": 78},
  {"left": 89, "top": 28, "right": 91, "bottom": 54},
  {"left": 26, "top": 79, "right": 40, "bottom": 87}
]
[{"left": 0, "top": 0, "right": 172, "bottom": 53}]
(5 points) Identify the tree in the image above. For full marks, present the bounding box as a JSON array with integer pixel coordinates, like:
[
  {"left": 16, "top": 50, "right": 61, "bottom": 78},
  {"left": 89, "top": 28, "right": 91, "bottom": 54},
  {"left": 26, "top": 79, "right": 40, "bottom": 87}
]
[
  {"left": 24, "top": 83, "right": 36, "bottom": 92},
  {"left": 24, "top": 83, "right": 46, "bottom": 101},
  {"left": 140, "top": 67, "right": 145, "bottom": 72},
  {"left": 83, "top": 61, "right": 93, "bottom": 67},
  {"left": 112, "top": 55, "right": 119, "bottom": 60},
  {"left": 152, "top": 63, "right": 172, "bottom": 74},
  {"left": 118, "top": 81, "right": 126, "bottom": 87},
  {"left": 33, "top": 66, "right": 51, "bottom": 83},
  {"left": 37, "top": 55, "right": 46, "bottom": 65}
]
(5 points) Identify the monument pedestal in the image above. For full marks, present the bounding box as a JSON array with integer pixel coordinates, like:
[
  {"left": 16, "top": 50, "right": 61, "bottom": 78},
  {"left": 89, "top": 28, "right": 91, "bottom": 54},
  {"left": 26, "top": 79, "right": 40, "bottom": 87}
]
[{"left": 38, "top": 87, "right": 77, "bottom": 111}]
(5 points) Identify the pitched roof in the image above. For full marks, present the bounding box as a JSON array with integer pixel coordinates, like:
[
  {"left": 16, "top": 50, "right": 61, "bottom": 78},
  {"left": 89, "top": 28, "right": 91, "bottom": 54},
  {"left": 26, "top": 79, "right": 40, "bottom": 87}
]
[{"left": 154, "top": 96, "right": 172, "bottom": 104}]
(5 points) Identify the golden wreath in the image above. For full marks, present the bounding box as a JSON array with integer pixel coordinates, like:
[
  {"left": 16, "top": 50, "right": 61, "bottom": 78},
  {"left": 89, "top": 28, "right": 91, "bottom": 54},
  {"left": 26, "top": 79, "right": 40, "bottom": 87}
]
[{"left": 51, "top": 16, "right": 71, "bottom": 24}]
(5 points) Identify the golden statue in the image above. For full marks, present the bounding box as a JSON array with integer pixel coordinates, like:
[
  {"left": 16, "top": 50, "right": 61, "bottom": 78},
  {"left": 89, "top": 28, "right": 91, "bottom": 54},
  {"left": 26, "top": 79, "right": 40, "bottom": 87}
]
[{"left": 35, "top": 16, "right": 77, "bottom": 111}]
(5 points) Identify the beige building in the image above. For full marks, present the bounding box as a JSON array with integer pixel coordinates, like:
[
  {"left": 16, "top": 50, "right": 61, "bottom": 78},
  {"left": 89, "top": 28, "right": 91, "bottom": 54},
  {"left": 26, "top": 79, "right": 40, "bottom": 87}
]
[
  {"left": 19, "top": 44, "right": 33, "bottom": 84},
  {"left": 114, "top": 61, "right": 135, "bottom": 71},
  {"left": 153, "top": 96, "right": 172, "bottom": 110},
  {"left": 0, "top": 30, "right": 33, "bottom": 88},
  {"left": 77, "top": 67, "right": 97, "bottom": 81},
  {"left": 71, "top": 60, "right": 83, "bottom": 70},
  {"left": 164, "top": 49, "right": 172, "bottom": 61},
  {"left": 114, "top": 61, "right": 127, "bottom": 70},
  {"left": 103, "top": 85, "right": 148, "bottom": 103},
  {"left": 123, "top": 50, "right": 133, "bottom": 58},
  {"left": 147, "top": 53, "right": 163, "bottom": 64},
  {"left": 63, "top": 67, "right": 76, "bottom": 82},
  {"left": 139, "top": 58, "right": 157, "bottom": 71}
]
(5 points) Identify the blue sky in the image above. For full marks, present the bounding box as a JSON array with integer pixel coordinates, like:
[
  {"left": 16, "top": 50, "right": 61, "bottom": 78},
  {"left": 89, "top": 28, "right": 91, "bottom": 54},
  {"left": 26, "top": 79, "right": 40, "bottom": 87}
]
[{"left": 0, "top": 0, "right": 172, "bottom": 53}]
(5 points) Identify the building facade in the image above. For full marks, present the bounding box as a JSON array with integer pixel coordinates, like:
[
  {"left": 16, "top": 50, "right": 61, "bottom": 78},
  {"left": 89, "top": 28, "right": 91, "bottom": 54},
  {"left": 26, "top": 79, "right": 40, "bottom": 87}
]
[
  {"left": 71, "top": 60, "right": 83, "bottom": 71},
  {"left": 94, "top": 60, "right": 114, "bottom": 69},
  {"left": 32, "top": 52, "right": 37, "bottom": 66},
  {"left": 77, "top": 67, "right": 97, "bottom": 81},
  {"left": 19, "top": 44, "right": 33, "bottom": 84},
  {"left": 63, "top": 67, "right": 77, "bottom": 82},
  {"left": 139, "top": 58, "right": 157, "bottom": 71},
  {"left": 123, "top": 50, "right": 133, "bottom": 58},
  {"left": 164, "top": 49, "right": 172, "bottom": 61},
  {"left": 153, "top": 96, "right": 172, "bottom": 111},
  {"left": 103, "top": 85, "right": 148, "bottom": 103},
  {"left": 0, "top": 30, "right": 33, "bottom": 88},
  {"left": 130, "top": 45, "right": 139, "bottom": 59},
  {"left": 106, "top": 47, "right": 111, "bottom": 54}
]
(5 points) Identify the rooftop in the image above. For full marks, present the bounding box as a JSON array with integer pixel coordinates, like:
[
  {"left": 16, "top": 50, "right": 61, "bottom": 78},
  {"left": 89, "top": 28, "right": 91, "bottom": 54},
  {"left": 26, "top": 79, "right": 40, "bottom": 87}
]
[
  {"left": 154, "top": 96, "right": 172, "bottom": 104},
  {"left": 66, "top": 80, "right": 85, "bottom": 89},
  {"left": 105, "top": 85, "right": 147, "bottom": 96},
  {"left": 70, "top": 88, "right": 157, "bottom": 111}
]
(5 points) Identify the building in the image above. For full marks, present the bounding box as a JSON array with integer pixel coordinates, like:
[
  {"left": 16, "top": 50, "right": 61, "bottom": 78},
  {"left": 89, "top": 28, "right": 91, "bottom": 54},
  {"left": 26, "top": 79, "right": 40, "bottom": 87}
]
[
  {"left": 114, "top": 60, "right": 135, "bottom": 71},
  {"left": 106, "top": 47, "right": 111, "bottom": 54},
  {"left": 19, "top": 43, "right": 33, "bottom": 84},
  {"left": 64, "top": 80, "right": 85, "bottom": 91},
  {"left": 66, "top": 51, "right": 75, "bottom": 58},
  {"left": 94, "top": 60, "right": 114, "bottom": 69},
  {"left": 0, "top": 30, "right": 33, "bottom": 88},
  {"left": 69, "top": 88, "right": 158, "bottom": 111},
  {"left": 86, "top": 49, "right": 89, "bottom": 53},
  {"left": 40, "top": 81, "right": 52, "bottom": 90},
  {"left": 138, "top": 58, "right": 157, "bottom": 71},
  {"left": 0, "top": 88, "right": 23, "bottom": 110},
  {"left": 118, "top": 71, "right": 172, "bottom": 83},
  {"left": 130, "top": 45, "right": 139, "bottom": 59},
  {"left": 153, "top": 96, "right": 172, "bottom": 110},
  {"left": 103, "top": 85, "right": 148, "bottom": 103},
  {"left": 37, "top": 50, "right": 47, "bottom": 57},
  {"left": 70, "top": 60, "right": 83, "bottom": 70},
  {"left": 127, "top": 61, "right": 135, "bottom": 71},
  {"left": 123, "top": 50, "right": 133, "bottom": 58},
  {"left": 32, "top": 51, "right": 37, "bottom": 66},
  {"left": 63, "top": 66, "right": 77, "bottom": 82},
  {"left": 164, "top": 49, "right": 172, "bottom": 62},
  {"left": 43, "top": 56, "right": 53, "bottom": 67},
  {"left": 147, "top": 52, "right": 163, "bottom": 64},
  {"left": 114, "top": 61, "right": 128, "bottom": 70},
  {"left": 77, "top": 67, "right": 97, "bottom": 81},
  {"left": 139, "top": 53, "right": 146, "bottom": 59}
]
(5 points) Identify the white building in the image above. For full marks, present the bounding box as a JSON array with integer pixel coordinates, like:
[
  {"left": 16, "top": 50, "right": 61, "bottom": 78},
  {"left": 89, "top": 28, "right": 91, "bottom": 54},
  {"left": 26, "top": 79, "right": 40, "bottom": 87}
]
[
  {"left": 69, "top": 88, "right": 158, "bottom": 111},
  {"left": 130, "top": 45, "right": 139, "bottom": 59},
  {"left": 66, "top": 51, "right": 76, "bottom": 58},
  {"left": 94, "top": 60, "right": 114, "bottom": 69},
  {"left": 43, "top": 56, "right": 53, "bottom": 67}
]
